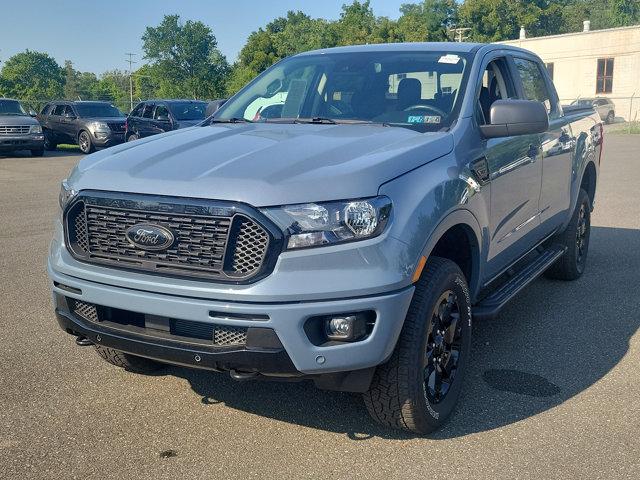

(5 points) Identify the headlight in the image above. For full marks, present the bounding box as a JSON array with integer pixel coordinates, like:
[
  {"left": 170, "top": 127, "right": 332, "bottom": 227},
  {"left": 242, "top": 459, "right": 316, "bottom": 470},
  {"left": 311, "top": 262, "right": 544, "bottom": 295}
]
[
  {"left": 29, "top": 124, "right": 42, "bottom": 134},
  {"left": 59, "top": 180, "right": 77, "bottom": 210},
  {"left": 88, "top": 121, "right": 109, "bottom": 133},
  {"left": 262, "top": 196, "right": 391, "bottom": 250}
]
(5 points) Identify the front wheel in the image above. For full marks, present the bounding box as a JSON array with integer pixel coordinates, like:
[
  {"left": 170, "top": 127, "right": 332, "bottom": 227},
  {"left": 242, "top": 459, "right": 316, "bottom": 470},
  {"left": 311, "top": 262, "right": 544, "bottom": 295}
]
[
  {"left": 43, "top": 131, "right": 57, "bottom": 151},
  {"left": 127, "top": 133, "right": 139, "bottom": 142},
  {"left": 31, "top": 149, "right": 45, "bottom": 157},
  {"left": 363, "top": 257, "right": 472, "bottom": 434},
  {"left": 78, "top": 130, "right": 95, "bottom": 154}
]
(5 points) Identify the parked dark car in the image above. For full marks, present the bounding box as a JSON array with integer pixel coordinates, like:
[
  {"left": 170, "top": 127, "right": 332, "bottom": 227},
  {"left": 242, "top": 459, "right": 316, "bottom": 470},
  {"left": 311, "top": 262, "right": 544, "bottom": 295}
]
[
  {"left": 571, "top": 97, "right": 615, "bottom": 124},
  {"left": 0, "top": 98, "right": 45, "bottom": 156},
  {"left": 38, "top": 101, "right": 126, "bottom": 154},
  {"left": 125, "top": 100, "right": 208, "bottom": 141}
]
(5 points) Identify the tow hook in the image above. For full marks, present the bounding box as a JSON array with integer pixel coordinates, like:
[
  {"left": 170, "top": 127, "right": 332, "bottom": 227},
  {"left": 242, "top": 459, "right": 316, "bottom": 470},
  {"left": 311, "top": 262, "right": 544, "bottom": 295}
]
[
  {"left": 75, "top": 336, "right": 93, "bottom": 347},
  {"left": 229, "top": 370, "right": 259, "bottom": 381}
]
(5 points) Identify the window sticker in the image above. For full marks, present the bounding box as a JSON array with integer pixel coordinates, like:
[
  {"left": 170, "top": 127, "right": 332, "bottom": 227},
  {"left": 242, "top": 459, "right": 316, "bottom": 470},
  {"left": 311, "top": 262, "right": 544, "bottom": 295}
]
[
  {"left": 408, "top": 115, "right": 442, "bottom": 124},
  {"left": 438, "top": 54, "right": 460, "bottom": 65}
]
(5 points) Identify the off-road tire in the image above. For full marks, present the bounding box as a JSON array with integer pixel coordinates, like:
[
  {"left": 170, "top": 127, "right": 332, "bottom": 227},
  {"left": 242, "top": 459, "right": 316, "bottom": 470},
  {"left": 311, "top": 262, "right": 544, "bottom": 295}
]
[
  {"left": 94, "top": 345, "right": 162, "bottom": 374},
  {"left": 363, "top": 257, "right": 472, "bottom": 434},
  {"left": 545, "top": 188, "right": 591, "bottom": 280}
]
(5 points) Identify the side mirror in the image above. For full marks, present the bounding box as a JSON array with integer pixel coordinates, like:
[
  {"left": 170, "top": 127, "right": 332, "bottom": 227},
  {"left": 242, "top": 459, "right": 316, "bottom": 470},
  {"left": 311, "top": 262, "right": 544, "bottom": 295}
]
[
  {"left": 29, "top": 109, "right": 37, "bottom": 117},
  {"left": 480, "top": 99, "right": 549, "bottom": 138}
]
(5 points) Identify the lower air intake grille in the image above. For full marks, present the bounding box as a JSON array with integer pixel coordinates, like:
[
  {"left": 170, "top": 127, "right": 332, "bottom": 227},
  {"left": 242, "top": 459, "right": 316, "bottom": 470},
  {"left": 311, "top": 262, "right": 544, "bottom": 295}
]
[
  {"left": 213, "top": 325, "right": 248, "bottom": 346},
  {"left": 70, "top": 299, "right": 99, "bottom": 323}
]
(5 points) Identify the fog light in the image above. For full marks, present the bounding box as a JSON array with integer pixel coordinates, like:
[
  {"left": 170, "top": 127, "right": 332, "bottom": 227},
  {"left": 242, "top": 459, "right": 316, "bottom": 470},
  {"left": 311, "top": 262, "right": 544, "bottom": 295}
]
[{"left": 325, "top": 314, "right": 367, "bottom": 341}]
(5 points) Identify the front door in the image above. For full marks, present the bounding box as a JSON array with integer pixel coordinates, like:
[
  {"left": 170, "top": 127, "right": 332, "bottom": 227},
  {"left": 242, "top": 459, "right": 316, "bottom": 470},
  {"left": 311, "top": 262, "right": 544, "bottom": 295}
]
[{"left": 478, "top": 56, "right": 544, "bottom": 279}]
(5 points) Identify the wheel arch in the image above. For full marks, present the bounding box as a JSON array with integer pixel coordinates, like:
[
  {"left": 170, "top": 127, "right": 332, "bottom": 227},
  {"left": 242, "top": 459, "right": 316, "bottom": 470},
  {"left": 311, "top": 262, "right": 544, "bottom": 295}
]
[
  {"left": 419, "top": 209, "right": 484, "bottom": 301},
  {"left": 580, "top": 160, "right": 597, "bottom": 210}
]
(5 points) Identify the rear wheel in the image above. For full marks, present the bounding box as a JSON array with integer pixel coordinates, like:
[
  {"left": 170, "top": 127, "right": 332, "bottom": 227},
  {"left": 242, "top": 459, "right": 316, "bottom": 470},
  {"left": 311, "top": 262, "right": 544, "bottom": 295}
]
[
  {"left": 545, "top": 188, "right": 591, "bottom": 280},
  {"left": 606, "top": 111, "right": 614, "bottom": 124},
  {"left": 363, "top": 257, "right": 472, "bottom": 434},
  {"left": 78, "top": 130, "right": 95, "bottom": 154},
  {"left": 94, "top": 345, "right": 162, "bottom": 374}
]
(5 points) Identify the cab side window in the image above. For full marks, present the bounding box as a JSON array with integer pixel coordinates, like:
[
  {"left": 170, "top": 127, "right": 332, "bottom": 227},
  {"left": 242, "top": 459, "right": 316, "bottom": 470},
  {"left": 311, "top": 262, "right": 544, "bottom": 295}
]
[
  {"left": 154, "top": 105, "right": 170, "bottom": 120},
  {"left": 142, "top": 104, "right": 155, "bottom": 119},
  {"left": 477, "top": 58, "right": 516, "bottom": 125},
  {"left": 130, "top": 103, "right": 144, "bottom": 117},
  {"left": 513, "top": 57, "right": 558, "bottom": 118},
  {"left": 52, "top": 104, "right": 65, "bottom": 116}
]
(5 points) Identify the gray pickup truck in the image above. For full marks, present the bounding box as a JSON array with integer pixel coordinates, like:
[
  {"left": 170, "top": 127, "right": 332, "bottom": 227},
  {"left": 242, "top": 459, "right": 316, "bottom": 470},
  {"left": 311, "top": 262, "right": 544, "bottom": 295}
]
[
  {"left": 0, "top": 98, "right": 45, "bottom": 156},
  {"left": 48, "top": 43, "right": 602, "bottom": 434}
]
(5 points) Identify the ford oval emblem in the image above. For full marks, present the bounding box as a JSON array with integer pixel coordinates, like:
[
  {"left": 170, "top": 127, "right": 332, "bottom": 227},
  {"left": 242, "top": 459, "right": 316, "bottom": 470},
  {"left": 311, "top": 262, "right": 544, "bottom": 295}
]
[{"left": 125, "top": 223, "right": 175, "bottom": 251}]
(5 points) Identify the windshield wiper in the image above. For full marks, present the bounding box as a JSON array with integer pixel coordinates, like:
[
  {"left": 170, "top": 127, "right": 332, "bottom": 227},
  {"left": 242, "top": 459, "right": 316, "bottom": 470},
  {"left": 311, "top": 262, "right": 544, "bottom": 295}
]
[
  {"left": 295, "top": 117, "right": 337, "bottom": 124},
  {"left": 208, "top": 117, "right": 252, "bottom": 124}
]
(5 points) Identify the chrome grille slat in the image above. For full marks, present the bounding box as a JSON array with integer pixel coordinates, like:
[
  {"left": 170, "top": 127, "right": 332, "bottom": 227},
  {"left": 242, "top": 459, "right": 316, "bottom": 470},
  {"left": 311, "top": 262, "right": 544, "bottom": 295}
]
[{"left": 0, "top": 125, "right": 30, "bottom": 136}]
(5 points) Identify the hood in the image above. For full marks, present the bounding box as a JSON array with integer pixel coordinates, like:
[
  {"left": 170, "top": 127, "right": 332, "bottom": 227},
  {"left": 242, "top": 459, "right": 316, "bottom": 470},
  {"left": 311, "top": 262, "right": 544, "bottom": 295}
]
[
  {"left": 0, "top": 115, "right": 39, "bottom": 126},
  {"left": 70, "top": 123, "right": 453, "bottom": 206}
]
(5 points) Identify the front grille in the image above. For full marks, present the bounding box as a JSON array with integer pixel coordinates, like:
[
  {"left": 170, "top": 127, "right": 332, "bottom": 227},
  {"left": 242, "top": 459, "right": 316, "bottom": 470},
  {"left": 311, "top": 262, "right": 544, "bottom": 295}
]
[
  {"left": 107, "top": 122, "right": 125, "bottom": 133},
  {"left": 0, "top": 125, "right": 30, "bottom": 136},
  {"left": 213, "top": 325, "right": 248, "bottom": 346},
  {"left": 64, "top": 192, "right": 279, "bottom": 282}
]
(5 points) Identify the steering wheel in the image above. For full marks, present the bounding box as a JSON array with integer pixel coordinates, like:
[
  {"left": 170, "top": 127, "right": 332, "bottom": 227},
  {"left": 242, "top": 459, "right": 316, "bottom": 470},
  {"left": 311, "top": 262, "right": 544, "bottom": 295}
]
[{"left": 403, "top": 104, "right": 447, "bottom": 117}]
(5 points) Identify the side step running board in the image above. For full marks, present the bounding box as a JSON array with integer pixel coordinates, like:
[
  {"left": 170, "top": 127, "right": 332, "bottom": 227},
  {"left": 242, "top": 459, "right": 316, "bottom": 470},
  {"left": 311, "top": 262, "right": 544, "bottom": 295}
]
[{"left": 473, "top": 244, "right": 566, "bottom": 320}]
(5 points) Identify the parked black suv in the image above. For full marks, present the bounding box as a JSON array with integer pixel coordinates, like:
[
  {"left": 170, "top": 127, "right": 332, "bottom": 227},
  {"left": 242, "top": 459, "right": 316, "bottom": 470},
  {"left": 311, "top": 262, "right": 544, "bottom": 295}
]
[
  {"left": 125, "top": 100, "right": 207, "bottom": 141},
  {"left": 38, "top": 101, "right": 126, "bottom": 154}
]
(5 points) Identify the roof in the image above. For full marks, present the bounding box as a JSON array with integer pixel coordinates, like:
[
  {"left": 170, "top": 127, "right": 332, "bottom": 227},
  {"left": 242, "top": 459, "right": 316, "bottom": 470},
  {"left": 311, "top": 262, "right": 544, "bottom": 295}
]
[
  {"left": 297, "top": 42, "right": 485, "bottom": 56},
  {"left": 141, "top": 99, "right": 208, "bottom": 104}
]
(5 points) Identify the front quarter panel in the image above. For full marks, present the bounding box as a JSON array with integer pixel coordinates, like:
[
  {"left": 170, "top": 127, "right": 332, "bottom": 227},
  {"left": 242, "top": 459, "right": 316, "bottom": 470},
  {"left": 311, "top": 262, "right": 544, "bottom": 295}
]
[{"left": 379, "top": 151, "right": 488, "bottom": 299}]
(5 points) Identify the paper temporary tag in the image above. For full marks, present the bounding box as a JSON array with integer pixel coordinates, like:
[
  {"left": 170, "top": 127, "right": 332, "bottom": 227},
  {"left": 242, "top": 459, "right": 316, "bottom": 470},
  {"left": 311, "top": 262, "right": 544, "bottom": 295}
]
[{"left": 438, "top": 54, "right": 460, "bottom": 64}]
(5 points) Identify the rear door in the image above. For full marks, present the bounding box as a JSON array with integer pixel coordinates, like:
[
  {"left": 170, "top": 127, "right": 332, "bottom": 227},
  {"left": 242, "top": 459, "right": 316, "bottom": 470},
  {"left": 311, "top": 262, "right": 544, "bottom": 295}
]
[
  {"left": 152, "top": 103, "right": 173, "bottom": 134},
  {"left": 139, "top": 103, "right": 155, "bottom": 137},
  {"left": 512, "top": 56, "right": 573, "bottom": 234},
  {"left": 127, "top": 103, "right": 144, "bottom": 137},
  {"left": 477, "top": 54, "right": 544, "bottom": 279}
]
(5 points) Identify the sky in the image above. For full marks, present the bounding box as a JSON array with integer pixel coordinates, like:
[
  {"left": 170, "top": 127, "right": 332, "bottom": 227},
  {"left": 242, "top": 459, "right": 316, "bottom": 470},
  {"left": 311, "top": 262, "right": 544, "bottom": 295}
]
[{"left": 0, "top": 0, "right": 413, "bottom": 74}]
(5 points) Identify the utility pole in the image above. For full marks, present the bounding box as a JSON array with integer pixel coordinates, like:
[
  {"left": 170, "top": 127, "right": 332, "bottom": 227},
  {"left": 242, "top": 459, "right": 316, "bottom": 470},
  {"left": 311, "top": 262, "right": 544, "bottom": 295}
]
[
  {"left": 125, "top": 53, "right": 137, "bottom": 111},
  {"left": 448, "top": 27, "right": 471, "bottom": 42}
]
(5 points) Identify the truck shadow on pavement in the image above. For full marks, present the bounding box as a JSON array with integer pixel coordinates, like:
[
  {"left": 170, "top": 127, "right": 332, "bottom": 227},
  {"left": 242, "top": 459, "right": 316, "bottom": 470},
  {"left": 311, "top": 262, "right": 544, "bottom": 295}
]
[{"left": 167, "top": 226, "right": 639, "bottom": 440}]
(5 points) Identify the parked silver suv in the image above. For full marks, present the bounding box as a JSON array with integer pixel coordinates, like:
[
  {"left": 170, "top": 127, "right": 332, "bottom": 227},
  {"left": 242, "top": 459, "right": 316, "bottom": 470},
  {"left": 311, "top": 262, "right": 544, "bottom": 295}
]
[{"left": 0, "top": 98, "right": 45, "bottom": 156}]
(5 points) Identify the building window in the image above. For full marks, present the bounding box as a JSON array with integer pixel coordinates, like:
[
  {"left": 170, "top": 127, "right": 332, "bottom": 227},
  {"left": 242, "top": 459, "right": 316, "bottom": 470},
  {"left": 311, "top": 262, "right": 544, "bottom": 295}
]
[
  {"left": 545, "top": 63, "right": 554, "bottom": 80},
  {"left": 596, "top": 58, "right": 614, "bottom": 94}
]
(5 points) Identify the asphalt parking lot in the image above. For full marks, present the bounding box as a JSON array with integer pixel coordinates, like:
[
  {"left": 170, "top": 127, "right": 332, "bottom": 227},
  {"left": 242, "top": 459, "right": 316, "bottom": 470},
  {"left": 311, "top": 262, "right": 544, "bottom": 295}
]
[{"left": 1, "top": 135, "right": 639, "bottom": 479}]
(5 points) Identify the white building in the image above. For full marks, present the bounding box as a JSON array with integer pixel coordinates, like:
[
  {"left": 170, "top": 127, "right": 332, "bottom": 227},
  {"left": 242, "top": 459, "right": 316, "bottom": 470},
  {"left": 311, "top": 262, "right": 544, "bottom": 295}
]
[{"left": 501, "top": 22, "right": 640, "bottom": 121}]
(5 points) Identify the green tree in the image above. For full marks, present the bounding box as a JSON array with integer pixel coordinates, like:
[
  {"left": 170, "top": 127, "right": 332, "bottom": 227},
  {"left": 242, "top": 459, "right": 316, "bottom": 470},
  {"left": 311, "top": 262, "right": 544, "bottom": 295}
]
[
  {"left": 0, "top": 50, "right": 63, "bottom": 101},
  {"left": 142, "top": 14, "right": 229, "bottom": 99},
  {"left": 63, "top": 60, "right": 80, "bottom": 100},
  {"left": 398, "top": 0, "right": 458, "bottom": 42}
]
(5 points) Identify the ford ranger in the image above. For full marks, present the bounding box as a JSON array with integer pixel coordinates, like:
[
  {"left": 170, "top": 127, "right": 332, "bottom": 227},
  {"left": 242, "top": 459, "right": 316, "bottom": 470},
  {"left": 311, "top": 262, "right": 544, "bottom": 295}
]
[{"left": 48, "top": 43, "right": 602, "bottom": 434}]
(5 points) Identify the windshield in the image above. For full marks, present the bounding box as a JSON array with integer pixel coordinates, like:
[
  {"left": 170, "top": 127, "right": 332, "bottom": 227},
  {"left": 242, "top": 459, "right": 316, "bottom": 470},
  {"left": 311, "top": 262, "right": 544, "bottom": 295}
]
[
  {"left": 214, "top": 50, "right": 471, "bottom": 132},
  {"left": 75, "top": 103, "right": 123, "bottom": 118},
  {"left": 0, "top": 100, "right": 28, "bottom": 116},
  {"left": 169, "top": 102, "right": 207, "bottom": 121}
]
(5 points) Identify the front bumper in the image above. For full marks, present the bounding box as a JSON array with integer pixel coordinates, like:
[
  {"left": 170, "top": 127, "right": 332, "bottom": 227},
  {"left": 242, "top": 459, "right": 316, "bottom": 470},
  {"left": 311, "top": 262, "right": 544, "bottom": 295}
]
[
  {"left": 0, "top": 134, "right": 44, "bottom": 151},
  {"left": 91, "top": 132, "right": 124, "bottom": 148},
  {"left": 49, "top": 263, "right": 414, "bottom": 376}
]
